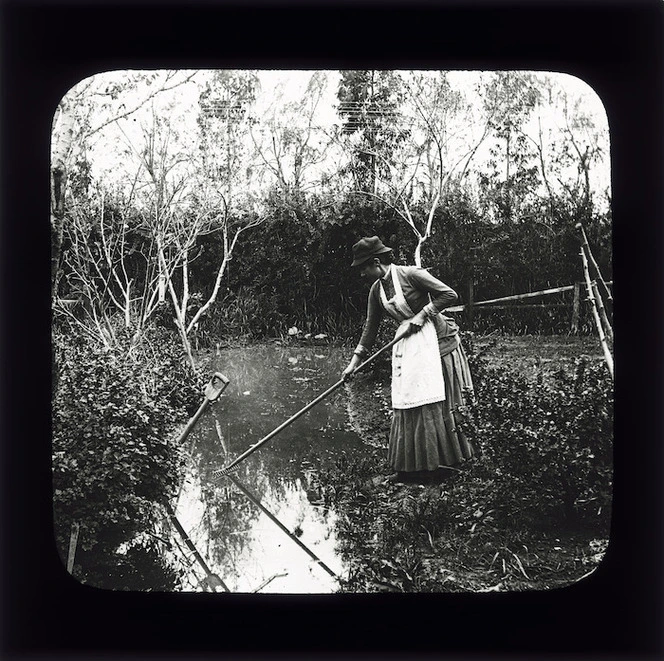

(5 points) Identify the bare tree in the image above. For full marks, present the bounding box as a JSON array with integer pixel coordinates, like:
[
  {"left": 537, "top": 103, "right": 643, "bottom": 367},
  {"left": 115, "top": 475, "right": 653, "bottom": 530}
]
[
  {"left": 250, "top": 71, "right": 335, "bottom": 203},
  {"left": 55, "top": 70, "right": 267, "bottom": 367},
  {"left": 57, "top": 185, "right": 136, "bottom": 349},
  {"left": 339, "top": 71, "right": 494, "bottom": 266},
  {"left": 125, "top": 106, "right": 264, "bottom": 367},
  {"left": 51, "top": 70, "right": 201, "bottom": 304}
]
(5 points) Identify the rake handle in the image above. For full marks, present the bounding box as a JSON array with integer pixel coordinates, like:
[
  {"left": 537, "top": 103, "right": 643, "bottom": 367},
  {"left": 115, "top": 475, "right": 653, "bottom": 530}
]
[
  {"left": 228, "top": 475, "right": 338, "bottom": 580},
  {"left": 214, "top": 328, "right": 409, "bottom": 477},
  {"left": 176, "top": 373, "right": 230, "bottom": 447}
]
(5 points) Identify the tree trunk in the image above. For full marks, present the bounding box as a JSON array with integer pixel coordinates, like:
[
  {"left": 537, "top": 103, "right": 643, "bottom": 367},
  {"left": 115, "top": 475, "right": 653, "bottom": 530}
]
[
  {"left": 413, "top": 238, "right": 425, "bottom": 268},
  {"left": 51, "top": 166, "right": 67, "bottom": 299},
  {"left": 51, "top": 101, "right": 76, "bottom": 300},
  {"left": 172, "top": 300, "right": 196, "bottom": 370}
]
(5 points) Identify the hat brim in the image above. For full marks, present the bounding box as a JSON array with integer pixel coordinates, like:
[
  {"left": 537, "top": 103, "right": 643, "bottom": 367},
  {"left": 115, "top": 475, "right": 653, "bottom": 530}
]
[{"left": 351, "top": 246, "right": 392, "bottom": 267}]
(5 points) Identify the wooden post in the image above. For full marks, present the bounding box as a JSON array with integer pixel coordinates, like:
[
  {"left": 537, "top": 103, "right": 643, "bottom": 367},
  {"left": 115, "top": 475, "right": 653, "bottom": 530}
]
[
  {"left": 592, "top": 280, "right": 614, "bottom": 344},
  {"left": 66, "top": 521, "right": 80, "bottom": 574},
  {"left": 576, "top": 222, "right": 613, "bottom": 302},
  {"left": 571, "top": 282, "right": 581, "bottom": 334},
  {"left": 580, "top": 248, "right": 614, "bottom": 380}
]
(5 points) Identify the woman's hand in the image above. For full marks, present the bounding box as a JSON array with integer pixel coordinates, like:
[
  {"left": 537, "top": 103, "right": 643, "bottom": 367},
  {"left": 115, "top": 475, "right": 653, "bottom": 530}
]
[
  {"left": 407, "top": 310, "right": 428, "bottom": 335},
  {"left": 342, "top": 354, "right": 362, "bottom": 380}
]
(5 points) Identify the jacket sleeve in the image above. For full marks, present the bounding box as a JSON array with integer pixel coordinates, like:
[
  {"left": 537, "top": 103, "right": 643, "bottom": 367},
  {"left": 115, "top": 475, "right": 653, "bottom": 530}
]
[
  {"left": 408, "top": 267, "right": 458, "bottom": 316},
  {"left": 354, "top": 283, "right": 382, "bottom": 357}
]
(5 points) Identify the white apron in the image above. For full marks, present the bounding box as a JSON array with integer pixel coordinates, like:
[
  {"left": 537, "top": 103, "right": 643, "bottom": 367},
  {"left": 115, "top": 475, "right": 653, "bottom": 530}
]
[{"left": 379, "top": 266, "right": 446, "bottom": 410}]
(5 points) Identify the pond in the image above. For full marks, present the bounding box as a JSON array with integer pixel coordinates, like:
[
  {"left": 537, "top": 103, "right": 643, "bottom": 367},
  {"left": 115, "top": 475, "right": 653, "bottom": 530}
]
[{"left": 171, "top": 343, "right": 370, "bottom": 593}]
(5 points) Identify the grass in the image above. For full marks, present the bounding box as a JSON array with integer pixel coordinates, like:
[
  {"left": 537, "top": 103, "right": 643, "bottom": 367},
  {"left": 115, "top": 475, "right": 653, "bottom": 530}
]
[
  {"left": 473, "top": 333, "right": 606, "bottom": 381},
  {"left": 317, "top": 456, "right": 608, "bottom": 592}
]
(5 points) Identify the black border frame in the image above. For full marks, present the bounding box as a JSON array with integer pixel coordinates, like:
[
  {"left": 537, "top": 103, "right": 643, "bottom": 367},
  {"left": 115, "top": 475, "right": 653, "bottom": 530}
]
[{"left": 2, "top": 0, "right": 662, "bottom": 658}]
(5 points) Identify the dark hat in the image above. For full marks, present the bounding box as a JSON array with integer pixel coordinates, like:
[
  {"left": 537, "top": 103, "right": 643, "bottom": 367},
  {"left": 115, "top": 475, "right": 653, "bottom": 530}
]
[{"left": 351, "top": 236, "right": 393, "bottom": 267}]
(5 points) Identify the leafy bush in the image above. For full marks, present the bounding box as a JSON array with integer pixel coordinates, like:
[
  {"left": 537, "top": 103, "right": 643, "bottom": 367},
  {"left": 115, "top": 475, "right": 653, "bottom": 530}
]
[
  {"left": 52, "top": 323, "right": 202, "bottom": 588},
  {"left": 77, "top": 534, "right": 185, "bottom": 592},
  {"left": 464, "top": 354, "right": 613, "bottom": 530}
]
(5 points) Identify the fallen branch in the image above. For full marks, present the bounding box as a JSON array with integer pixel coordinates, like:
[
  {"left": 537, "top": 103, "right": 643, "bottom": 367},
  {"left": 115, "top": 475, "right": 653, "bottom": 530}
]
[{"left": 252, "top": 572, "right": 289, "bottom": 593}]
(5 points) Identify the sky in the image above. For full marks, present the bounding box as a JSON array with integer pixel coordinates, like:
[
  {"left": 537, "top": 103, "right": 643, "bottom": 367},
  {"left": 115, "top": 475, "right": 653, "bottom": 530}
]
[{"left": 59, "top": 68, "right": 610, "bottom": 213}]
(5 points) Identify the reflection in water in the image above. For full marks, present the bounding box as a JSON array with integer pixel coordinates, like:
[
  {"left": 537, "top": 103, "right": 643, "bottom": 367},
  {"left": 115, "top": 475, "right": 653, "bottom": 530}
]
[{"left": 172, "top": 345, "right": 367, "bottom": 593}]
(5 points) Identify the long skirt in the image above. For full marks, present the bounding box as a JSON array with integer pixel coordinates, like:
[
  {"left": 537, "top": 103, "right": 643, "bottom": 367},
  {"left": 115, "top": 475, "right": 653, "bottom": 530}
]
[{"left": 388, "top": 342, "right": 475, "bottom": 472}]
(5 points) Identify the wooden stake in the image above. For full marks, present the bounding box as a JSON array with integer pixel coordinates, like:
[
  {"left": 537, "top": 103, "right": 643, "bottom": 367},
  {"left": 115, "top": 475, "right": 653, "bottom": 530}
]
[
  {"left": 592, "top": 280, "right": 614, "bottom": 344},
  {"left": 66, "top": 521, "right": 80, "bottom": 574},
  {"left": 580, "top": 248, "right": 614, "bottom": 380},
  {"left": 571, "top": 282, "right": 581, "bottom": 334},
  {"left": 576, "top": 222, "right": 613, "bottom": 302}
]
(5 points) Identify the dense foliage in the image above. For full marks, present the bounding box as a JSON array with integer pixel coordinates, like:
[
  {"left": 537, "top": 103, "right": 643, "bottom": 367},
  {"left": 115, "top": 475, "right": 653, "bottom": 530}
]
[
  {"left": 186, "top": 192, "right": 609, "bottom": 342},
  {"left": 464, "top": 348, "right": 613, "bottom": 530},
  {"left": 52, "top": 322, "right": 202, "bottom": 589}
]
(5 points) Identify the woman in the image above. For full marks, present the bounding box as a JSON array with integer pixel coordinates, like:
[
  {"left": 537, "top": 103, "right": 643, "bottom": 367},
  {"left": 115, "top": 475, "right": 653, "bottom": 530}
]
[{"left": 343, "top": 236, "right": 475, "bottom": 483}]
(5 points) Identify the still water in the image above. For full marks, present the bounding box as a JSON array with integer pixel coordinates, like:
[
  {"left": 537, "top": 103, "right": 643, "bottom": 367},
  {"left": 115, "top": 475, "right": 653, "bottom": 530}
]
[{"left": 172, "top": 344, "right": 369, "bottom": 593}]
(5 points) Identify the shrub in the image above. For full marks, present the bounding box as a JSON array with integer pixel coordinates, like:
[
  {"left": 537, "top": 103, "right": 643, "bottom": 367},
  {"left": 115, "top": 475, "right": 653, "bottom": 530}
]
[
  {"left": 463, "top": 354, "right": 613, "bottom": 530},
  {"left": 457, "top": 302, "right": 599, "bottom": 336},
  {"left": 52, "top": 323, "right": 202, "bottom": 588},
  {"left": 80, "top": 534, "right": 185, "bottom": 592}
]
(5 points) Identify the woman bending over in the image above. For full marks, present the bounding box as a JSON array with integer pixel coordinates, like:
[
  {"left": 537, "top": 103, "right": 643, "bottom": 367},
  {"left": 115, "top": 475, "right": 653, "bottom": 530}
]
[{"left": 343, "top": 236, "right": 475, "bottom": 483}]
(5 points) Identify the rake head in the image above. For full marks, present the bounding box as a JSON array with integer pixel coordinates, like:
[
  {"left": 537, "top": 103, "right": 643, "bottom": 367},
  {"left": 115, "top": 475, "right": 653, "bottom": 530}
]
[{"left": 211, "top": 464, "right": 235, "bottom": 480}]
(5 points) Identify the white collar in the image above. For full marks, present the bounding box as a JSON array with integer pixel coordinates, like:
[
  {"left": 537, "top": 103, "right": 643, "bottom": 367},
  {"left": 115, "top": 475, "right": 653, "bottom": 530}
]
[{"left": 381, "top": 263, "right": 393, "bottom": 280}]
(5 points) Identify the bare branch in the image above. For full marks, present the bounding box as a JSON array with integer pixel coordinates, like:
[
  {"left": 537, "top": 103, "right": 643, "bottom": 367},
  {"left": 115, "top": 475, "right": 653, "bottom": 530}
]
[
  {"left": 350, "top": 188, "right": 419, "bottom": 238},
  {"left": 186, "top": 219, "right": 263, "bottom": 333},
  {"left": 86, "top": 71, "right": 199, "bottom": 139}
]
